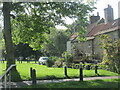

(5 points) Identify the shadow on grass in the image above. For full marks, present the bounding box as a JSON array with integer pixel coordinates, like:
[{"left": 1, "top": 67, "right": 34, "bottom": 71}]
[
  {"left": 11, "top": 68, "right": 23, "bottom": 82},
  {"left": 24, "top": 79, "right": 119, "bottom": 89},
  {"left": 46, "top": 75, "right": 57, "bottom": 80}
]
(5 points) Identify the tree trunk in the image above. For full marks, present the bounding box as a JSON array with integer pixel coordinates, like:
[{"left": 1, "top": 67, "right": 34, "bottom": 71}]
[
  {"left": 2, "top": 2, "right": 22, "bottom": 81},
  {"left": 3, "top": 2, "right": 15, "bottom": 68}
]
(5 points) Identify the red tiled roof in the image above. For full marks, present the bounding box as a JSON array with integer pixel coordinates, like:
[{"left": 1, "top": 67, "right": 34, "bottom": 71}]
[
  {"left": 69, "top": 18, "right": 120, "bottom": 40},
  {"left": 86, "top": 18, "right": 120, "bottom": 37}
]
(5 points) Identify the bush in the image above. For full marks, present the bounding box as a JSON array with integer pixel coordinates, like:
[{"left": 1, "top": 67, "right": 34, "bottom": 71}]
[
  {"left": 54, "top": 60, "right": 63, "bottom": 68},
  {"left": 53, "top": 58, "right": 64, "bottom": 68},
  {"left": 86, "top": 65, "right": 91, "bottom": 70},
  {"left": 71, "top": 63, "right": 109, "bottom": 70},
  {"left": 98, "top": 64, "right": 109, "bottom": 70},
  {"left": 100, "top": 35, "right": 120, "bottom": 73},
  {"left": 46, "top": 56, "right": 58, "bottom": 67},
  {"left": 46, "top": 59, "right": 54, "bottom": 67},
  {"left": 62, "top": 51, "right": 73, "bottom": 63},
  {"left": 81, "top": 55, "right": 98, "bottom": 63},
  {"left": 72, "top": 64, "right": 80, "bottom": 69}
]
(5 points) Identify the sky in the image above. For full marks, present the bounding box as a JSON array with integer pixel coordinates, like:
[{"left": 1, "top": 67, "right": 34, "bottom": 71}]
[
  {"left": 0, "top": 0, "right": 119, "bottom": 30},
  {"left": 92, "top": 0, "right": 119, "bottom": 19},
  {"left": 56, "top": 0, "right": 120, "bottom": 29}
]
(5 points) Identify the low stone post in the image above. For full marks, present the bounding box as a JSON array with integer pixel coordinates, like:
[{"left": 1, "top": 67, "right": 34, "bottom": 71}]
[
  {"left": 86, "top": 65, "right": 91, "bottom": 70},
  {"left": 64, "top": 66, "right": 67, "bottom": 77},
  {"left": 32, "top": 69, "right": 36, "bottom": 84},
  {"left": 95, "top": 65, "right": 98, "bottom": 74},
  {"left": 30, "top": 67, "right": 33, "bottom": 78},
  {"left": 79, "top": 67, "right": 83, "bottom": 81}
]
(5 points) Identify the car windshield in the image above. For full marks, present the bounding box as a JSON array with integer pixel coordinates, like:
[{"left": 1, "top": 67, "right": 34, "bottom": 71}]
[{"left": 42, "top": 58, "right": 47, "bottom": 60}]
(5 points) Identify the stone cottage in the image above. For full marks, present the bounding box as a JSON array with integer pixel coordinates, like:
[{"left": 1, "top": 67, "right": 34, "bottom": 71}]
[{"left": 67, "top": 5, "right": 120, "bottom": 60}]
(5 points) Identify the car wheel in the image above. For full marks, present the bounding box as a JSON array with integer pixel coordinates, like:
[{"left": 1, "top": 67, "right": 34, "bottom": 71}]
[{"left": 41, "top": 62, "right": 43, "bottom": 65}]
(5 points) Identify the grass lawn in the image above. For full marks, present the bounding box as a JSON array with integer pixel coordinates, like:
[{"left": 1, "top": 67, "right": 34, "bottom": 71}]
[
  {"left": 1, "top": 61, "right": 119, "bottom": 81},
  {"left": 24, "top": 78, "right": 120, "bottom": 88}
]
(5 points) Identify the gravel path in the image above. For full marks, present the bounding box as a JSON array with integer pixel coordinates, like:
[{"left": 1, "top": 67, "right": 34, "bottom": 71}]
[{"left": 0, "top": 76, "right": 119, "bottom": 88}]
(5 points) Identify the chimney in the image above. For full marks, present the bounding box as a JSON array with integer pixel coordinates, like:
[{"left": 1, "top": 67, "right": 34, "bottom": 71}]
[
  {"left": 90, "top": 12, "right": 100, "bottom": 24},
  {"left": 104, "top": 5, "right": 114, "bottom": 24}
]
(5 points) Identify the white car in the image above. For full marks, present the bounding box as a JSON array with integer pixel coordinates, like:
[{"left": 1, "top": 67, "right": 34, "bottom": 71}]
[{"left": 38, "top": 57, "right": 48, "bottom": 65}]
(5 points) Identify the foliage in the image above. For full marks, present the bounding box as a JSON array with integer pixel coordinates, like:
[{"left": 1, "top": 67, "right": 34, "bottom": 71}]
[
  {"left": 46, "top": 57, "right": 55, "bottom": 67},
  {"left": 63, "top": 62, "right": 110, "bottom": 71},
  {"left": 66, "top": 1, "right": 96, "bottom": 41},
  {"left": 81, "top": 55, "right": 92, "bottom": 63},
  {"left": 46, "top": 56, "right": 58, "bottom": 67},
  {"left": 62, "top": 51, "right": 73, "bottom": 63},
  {"left": 43, "top": 28, "right": 68, "bottom": 57},
  {"left": 53, "top": 58, "right": 65, "bottom": 68},
  {"left": 47, "top": 56, "right": 65, "bottom": 68},
  {"left": 73, "top": 54, "right": 99, "bottom": 64},
  {"left": 14, "top": 43, "right": 40, "bottom": 60},
  {"left": 46, "top": 59, "right": 53, "bottom": 67},
  {"left": 97, "top": 64, "right": 109, "bottom": 70},
  {"left": 100, "top": 35, "right": 120, "bottom": 73},
  {"left": 11, "top": 2, "right": 95, "bottom": 51},
  {"left": 72, "top": 45, "right": 101, "bottom": 63}
]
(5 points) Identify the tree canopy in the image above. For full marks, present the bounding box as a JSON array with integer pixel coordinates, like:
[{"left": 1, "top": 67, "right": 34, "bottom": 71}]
[
  {"left": 43, "top": 28, "right": 68, "bottom": 57},
  {"left": 11, "top": 2, "right": 95, "bottom": 50}
]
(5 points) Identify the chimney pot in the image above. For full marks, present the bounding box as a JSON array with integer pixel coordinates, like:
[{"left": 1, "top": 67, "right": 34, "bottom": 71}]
[
  {"left": 104, "top": 5, "right": 114, "bottom": 24},
  {"left": 97, "top": 12, "right": 99, "bottom": 16}
]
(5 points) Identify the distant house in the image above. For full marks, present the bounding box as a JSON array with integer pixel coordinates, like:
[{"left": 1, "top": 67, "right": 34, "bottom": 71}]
[{"left": 67, "top": 5, "right": 120, "bottom": 60}]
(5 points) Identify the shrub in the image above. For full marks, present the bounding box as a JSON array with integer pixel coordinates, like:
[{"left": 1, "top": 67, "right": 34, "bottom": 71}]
[
  {"left": 46, "top": 56, "right": 58, "bottom": 67},
  {"left": 98, "top": 64, "right": 109, "bottom": 70},
  {"left": 77, "top": 54, "right": 100, "bottom": 64},
  {"left": 54, "top": 60, "right": 63, "bottom": 68},
  {"left": 100, "top": 35, "right": 120, "bottom": 73},
  {"left": 86, "top": 65, "right": 91, "bottom": 70},
  {"left": 53, "top": 58, "right": 64, "bottom": 68},
  {"left": 71, "top": 63, "right": 109, "bottom": 70},
  {"left": 46, "top": 58, "right": 54, "bottom": 67},
  {"left": 62, "top": 51, "right": 73, "bottom": 63},
  {"left": 72, "top": 64, "right": 80, "bottom": 69}
]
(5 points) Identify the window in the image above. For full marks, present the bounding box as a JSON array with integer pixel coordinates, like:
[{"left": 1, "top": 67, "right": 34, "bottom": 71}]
[{"left": 88, "top": 44, "right": 91, "bottom": 48}]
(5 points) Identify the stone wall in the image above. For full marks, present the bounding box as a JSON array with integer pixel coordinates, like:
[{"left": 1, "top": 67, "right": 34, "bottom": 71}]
[{"left": 72, "top": 29, "right": 119, "bottom": 60}]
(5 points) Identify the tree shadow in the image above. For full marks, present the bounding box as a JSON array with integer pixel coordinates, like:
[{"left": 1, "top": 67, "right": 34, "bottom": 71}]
[
  {"left": 65, "top": 75, "right": 71, "bottom": 79},
  {"left": 11, "top": 67, "right": 23, "bottom": 82}
]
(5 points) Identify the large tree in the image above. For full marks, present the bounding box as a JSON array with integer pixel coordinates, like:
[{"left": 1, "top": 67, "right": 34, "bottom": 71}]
[
  {"left": 2, "top": 3, "right": 15, "bottom": 68},
  {"left": 2, "top": 2, "right": 22, "bottom": 81}
]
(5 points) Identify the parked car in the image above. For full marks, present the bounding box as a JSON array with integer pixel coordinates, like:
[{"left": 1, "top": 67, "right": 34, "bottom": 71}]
[{"left": 38, "top": 57, "right": 48, "bottom": 65}]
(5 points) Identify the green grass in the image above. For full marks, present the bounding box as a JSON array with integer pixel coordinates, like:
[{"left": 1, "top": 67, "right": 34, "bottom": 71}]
[
  {"left": 1, "top": 61, "right": 119, "bottom": 80},
  {"left": 24, "top": 78, "right": 120, "bottom": 88}
]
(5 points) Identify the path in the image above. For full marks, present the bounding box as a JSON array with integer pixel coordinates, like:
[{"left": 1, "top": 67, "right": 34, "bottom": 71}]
[{"left": 0, "top": 76, "right": 119, "bottom": 88}]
